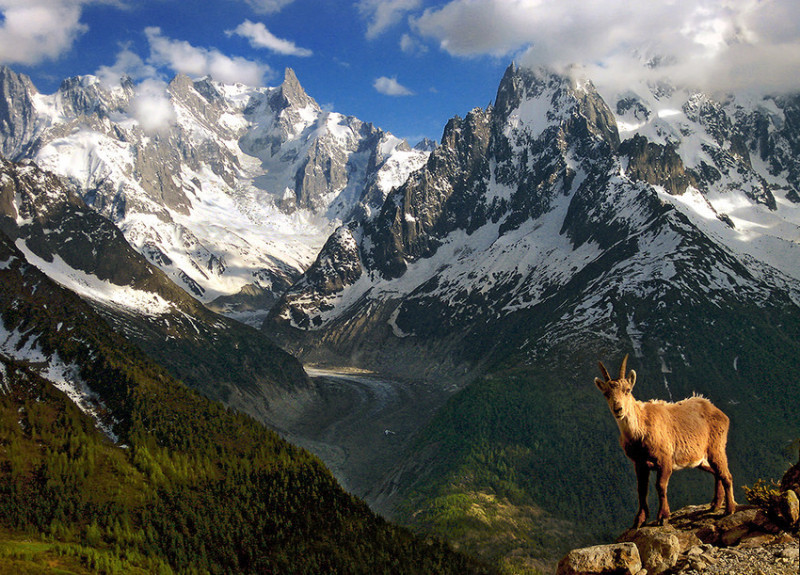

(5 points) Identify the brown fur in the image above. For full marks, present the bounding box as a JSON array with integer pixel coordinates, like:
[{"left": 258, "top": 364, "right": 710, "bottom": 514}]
[{"left": 595, "top": 355, "right": 736, "bottom": 528}]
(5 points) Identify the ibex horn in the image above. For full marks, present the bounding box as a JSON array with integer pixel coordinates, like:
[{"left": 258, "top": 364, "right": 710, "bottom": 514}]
[
  {"left": 619, "top": 354, "right": 629, "bottom": 379},
  {"left": 598, "top": 361, "right": 611, "bottom": 381}
]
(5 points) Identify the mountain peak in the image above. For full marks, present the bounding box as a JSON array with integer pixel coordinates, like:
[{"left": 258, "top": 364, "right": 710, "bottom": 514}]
[{"left": 274, "top": 67, "right": 316, "bottom": 111}]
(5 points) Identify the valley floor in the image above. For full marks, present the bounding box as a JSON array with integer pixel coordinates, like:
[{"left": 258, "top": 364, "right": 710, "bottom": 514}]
[{"left": 269, "top": 367, "right": 454, "bottom": 516}]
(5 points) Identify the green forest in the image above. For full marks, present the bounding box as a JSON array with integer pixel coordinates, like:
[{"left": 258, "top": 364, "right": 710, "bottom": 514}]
[{"left": 0, "top": 355, "right": 490, "bottom": 574}]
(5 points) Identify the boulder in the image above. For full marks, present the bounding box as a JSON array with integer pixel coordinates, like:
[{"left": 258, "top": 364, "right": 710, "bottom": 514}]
[
  {"left": 779, "top": 489, "right": 799, "bottom": 528},
  {"left": 556, "top": 542, "right": 642, "bottom": 575},
  {"left": 780, "top": 456, "right": 800, "bottom": 496},
  {"left": 619, "top": 525, "right": 700, "bottom": 574},
  {"left": 716, "top": 506, "right": 760, "bottom": 546}
]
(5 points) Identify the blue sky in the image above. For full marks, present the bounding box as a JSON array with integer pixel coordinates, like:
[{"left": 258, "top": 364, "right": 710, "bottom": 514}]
[
  {"left": 2, "top": 0, "right": 800, "bottom": 145},
  {"left": 1, "top": 0, "right": 509, "bottom": 144}
]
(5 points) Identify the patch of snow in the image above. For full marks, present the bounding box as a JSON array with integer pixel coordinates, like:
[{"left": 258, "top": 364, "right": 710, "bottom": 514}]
[
  {"left": 0, "top": 363, "right": 8, "bottom": 394},
  {"left": 0, "top": 319, "right": 117, "bottom": 441},
  {"left": 387, "top": 306, "right": 410, "bottom": 338},
  {"left": 657, "top": 186, "right": 800, "bottom": 285},
  {"left": 16, "top": 240, "right": 173, "bottom": 315},
  {"left": 42, "top": 354, "right": 119, "bottom": 442},
  {"left": 0, "top": 255, "right": 16, "bottom": 270}
]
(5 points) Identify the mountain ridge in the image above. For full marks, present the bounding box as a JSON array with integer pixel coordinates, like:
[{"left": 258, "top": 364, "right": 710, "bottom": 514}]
[
  {"left": 266, "top": 64, "right": 800, "bottom": 377},
  {"left": 0, "top": 156, "right": 311, "bottom": 427},
  {"left": 0, "top": 64, "right": 429, "bottom": 325}
]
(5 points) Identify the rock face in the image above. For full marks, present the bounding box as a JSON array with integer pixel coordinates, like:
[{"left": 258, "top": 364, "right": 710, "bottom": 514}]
[
  {"left": 0, "top": 67, "right": 37, "bottom": 159},
  {"left": 0, "top": 65, "right": 428, "bottom": 323}
]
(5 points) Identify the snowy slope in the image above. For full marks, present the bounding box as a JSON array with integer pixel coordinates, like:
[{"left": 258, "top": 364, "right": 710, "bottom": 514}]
[
  {"left": 0, "top": 156, "right": 309, "bottom": 427},
  {"left": 598, "top": 78, "right": 800, "bottom": 285},
  {"left": 0, "top": 67, "right": 428, "bottom": 325}
]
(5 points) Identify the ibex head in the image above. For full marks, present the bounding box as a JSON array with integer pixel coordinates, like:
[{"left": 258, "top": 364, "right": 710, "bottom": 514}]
[{"left": 595, "top": 354, "right": 637, "bottom": 420}]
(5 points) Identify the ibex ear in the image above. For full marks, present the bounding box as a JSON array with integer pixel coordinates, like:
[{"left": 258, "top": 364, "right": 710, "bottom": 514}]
[
  {"left": 595, "top": 377, "right": 608, "bottom": 392},
  {"left": 628, "top": 370, "right": 637, "bottom": 389}
]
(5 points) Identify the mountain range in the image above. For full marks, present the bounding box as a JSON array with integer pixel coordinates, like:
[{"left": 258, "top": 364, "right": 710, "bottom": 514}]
[
  {"left": 269, "top": 64, "right": 800, "bottom": 381},
  {"left": 0, "top": 65, "right": 429, "bottom": 326},
  {"left": 1, "top": 61, "right": 798, "bottom": 572}
]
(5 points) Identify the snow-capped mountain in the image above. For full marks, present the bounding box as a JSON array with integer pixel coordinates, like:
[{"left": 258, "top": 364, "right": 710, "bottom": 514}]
[
  {"left": 0, "top": 66, "right": 428, "bottom": 325},
  {"left": 267, "top": 63, "right": 800, "bottom": 381}
]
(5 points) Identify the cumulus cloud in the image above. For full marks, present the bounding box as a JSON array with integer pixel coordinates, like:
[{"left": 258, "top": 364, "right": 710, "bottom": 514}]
[
  {"left": 228, "top": 20, "right": 312, "bottom": 56},
  {"left": 0, "top": 0, "right": 88, "bottom": 65},
  {"left": 374, "top": 76, "right": 414, "bottom": 96},
  {"left": 358, "top": 0, "right": 421, "bottom": 39},
  {"left": 412, "top": 0, "right": 800, "bottom": 94},
  {"left": 130, "top": 78, "right": 176, "bottom": 135},
  {"left": 145, "top": 26, "right": 270, "bottom": 86}
]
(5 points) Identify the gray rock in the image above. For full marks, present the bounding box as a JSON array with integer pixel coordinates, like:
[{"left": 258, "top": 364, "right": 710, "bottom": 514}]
[
  {"left": 556, "top": 542, "right": 641, "bottom": 575},
  {"left": 776, "top": 546, "right": 799, "bottom": 560},
  {"left": 620, "top": 526, "right": 684, "bottom": 574}
]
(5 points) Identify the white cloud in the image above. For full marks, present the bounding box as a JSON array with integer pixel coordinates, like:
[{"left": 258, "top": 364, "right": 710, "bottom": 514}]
[
  {"left": 129, "top": 78, "right": 176, "bottom": 134},
  {"left": 374, "top": 76, "right": 414, "bottom": 96},
  {"left": 358, "top": 0, "right": 421, "bottom": 39},
  {"left": 0, "top": 0, "right": 88, "bottom": 65},
  {"left": 95, "top": 46, "right": 157, "bottom": 86},
  {"left": 228, "top": 20, "right": 312, "bottom": 57},
  {"left": 412, "top": 0, "right": 800, "bottom": 94},
  {"left": 145, "top": 26, "right": 270, "bottom": 86},
  {"left": 242, "top": 0, "right": 295, "bottom": 14},
  {"left": 400, "top": 33, "right": 427, "bottom": 55}
]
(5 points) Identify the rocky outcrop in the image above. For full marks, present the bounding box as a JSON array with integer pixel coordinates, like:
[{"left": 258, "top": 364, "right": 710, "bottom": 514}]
[
  {"left": 0, "top": 67, "right": 37, "bottom": 159},
  {"left": 559, "top": 455, "right": 800, "bottom": 575},
  {"left": 559, "top": 458, "right": 800, "bottom": 575},
  {"left": 620, "top": 134, "right": 696, "bottom": 196},
  {"left": 559, "top": 504, "right": 798, "bottom": 575}
]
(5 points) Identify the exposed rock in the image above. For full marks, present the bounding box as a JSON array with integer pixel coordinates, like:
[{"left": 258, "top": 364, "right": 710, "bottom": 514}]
[
  {"left": 620, "top": 134, "right": 696, "bottom": 195},
  {"left": 619, "top": 524, "right": 700, "bottom": 574},
  {"left": 717, "top": 507, "right": 761, "bottom": 546},
  {"left": 780, "top": 454, "right": 800, "bottom": 496},
  {"left": 0, "top": 66, "right": 38, "bottom": 159},
  {"left": 556, "top": 542, "right": 641, "bottom": 575},
  {"left": 563, "top": 504, "right": 799, "bottom": 575}
]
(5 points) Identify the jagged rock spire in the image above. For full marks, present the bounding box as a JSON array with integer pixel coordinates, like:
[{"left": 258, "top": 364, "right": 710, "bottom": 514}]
[{"left": 270, "top": 67, "right": 318, "bottom": 112}]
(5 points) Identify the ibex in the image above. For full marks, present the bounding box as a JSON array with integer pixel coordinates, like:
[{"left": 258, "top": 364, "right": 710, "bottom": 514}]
[{"left": 595, "top": 355, "right": 736, "bottom": 528}]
